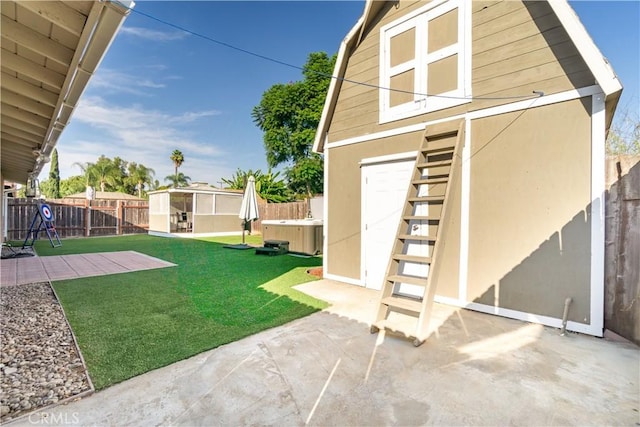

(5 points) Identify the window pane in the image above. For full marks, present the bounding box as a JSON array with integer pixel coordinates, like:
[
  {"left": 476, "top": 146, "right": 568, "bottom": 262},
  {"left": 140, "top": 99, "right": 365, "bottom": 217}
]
[
  {"left": 195, "top": 194, "right": 213, "bottom": 214},
  {"left": 390, "top": 68, "right": 415, "bottom": 107},
  {"left": 390, "top": 27, "right": 415, "bottom": 67},
  {"left": 428, "top": 8, "right": 458, "bottom": 53},
  {"left": 427, "top": 55, "right": 458, "bottom": 94}
]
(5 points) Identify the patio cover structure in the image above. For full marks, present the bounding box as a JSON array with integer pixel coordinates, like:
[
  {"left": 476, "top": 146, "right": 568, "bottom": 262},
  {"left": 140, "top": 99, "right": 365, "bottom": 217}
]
[
  {"left": 148, "top": 183, "right": 246, "bottom": 238},
  {"left": 1, "top": 0, "right": 133, "bottom": 239}
]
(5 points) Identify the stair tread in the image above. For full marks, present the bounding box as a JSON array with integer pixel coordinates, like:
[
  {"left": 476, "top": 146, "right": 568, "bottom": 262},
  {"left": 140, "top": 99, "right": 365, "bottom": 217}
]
[
  {"left": 420, "top": 149, "right": 455, "bottom": 157},
  {"left": 416, "top": 160, "right": 453, "bottom": 168},
  {"left": 408, "top": 196, "right": 445, "bottom": 202},
  {"left": 392, "top": 254, "right": 432, "bottom": 264},
  {"left": 387, "top": 274, "right": 429, "bottom": 287},
  {"left": 381, "top": 296, "right": 423, "bottom": 312},
  {"left": 398, "top": 234, "right": 437, "bottom": 241},
  {"left": 413, "top": 177, "right": 449, "bottom": 185},
  {"left": 402, "top": 215, "right": 440, "bottom": 221}
]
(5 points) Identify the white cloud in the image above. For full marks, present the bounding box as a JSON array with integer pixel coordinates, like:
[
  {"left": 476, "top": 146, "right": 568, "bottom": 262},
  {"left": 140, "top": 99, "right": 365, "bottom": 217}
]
[
  {"left": 58, "top": 97, "right": 231, "bottom": 186},
  {"left": 120, "top": 26, "right": 189, "bottom": 41},
  {"left": 90, "top": 69, "right": 166, "bottom": 96}
]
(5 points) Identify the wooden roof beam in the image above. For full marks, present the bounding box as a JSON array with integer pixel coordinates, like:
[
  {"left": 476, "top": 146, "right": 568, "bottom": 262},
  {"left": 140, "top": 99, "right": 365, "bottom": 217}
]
[
  {"left": 0, "top": 115, "right": 46, "bottom": 138},
  {"left": 0, "top": 71, "right": 58, "bottom": 107},
  {"left": 2, "top": 124, "right": 43, "bottom": 145},
  {"left": 1, "top": 131, "right": 40, "bottom": 148},
  {"left": 1, "top": 16, "right": 74, "bottom": 67},
  {"left": 1, "top": 104, "right": 50, "bottom": 129},
  {"left": 18, "top": 1, "right": 86, "bottom": 37},
  {"left": 1, "top": 88, "right": 55, "bottom": 118},
  {"left": 1, "top": 48, "right": 65, "bottom": 89}
]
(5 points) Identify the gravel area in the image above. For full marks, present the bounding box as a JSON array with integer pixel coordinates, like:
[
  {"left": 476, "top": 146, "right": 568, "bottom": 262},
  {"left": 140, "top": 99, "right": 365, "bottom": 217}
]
[{"left": 1, "top": 282, "right": 91, "bottom": 423}]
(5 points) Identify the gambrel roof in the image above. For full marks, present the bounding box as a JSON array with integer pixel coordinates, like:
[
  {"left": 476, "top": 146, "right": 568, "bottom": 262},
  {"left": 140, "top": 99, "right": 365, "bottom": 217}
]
[{"left": 313, "top": 0, "right": 622, "bottom": 153}]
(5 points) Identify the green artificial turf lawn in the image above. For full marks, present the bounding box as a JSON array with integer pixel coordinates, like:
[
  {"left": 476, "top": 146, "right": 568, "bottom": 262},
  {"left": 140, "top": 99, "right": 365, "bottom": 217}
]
[{"left": 33, "top": 234, "right": 326, "bottom": 389}]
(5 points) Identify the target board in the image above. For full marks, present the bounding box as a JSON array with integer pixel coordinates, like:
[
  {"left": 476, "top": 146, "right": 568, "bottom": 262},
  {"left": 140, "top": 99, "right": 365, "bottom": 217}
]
[{"left": 39, "top": 204, "right": 54, "bottom": 221}]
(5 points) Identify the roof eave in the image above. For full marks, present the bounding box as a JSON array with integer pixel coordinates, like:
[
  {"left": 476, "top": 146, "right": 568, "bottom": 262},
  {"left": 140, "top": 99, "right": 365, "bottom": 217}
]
[
  {"left": 29, "top": 1, "right": 134, "bottom": 181},
  {"left": 313, "top": 1, "right": 369, "bottom": 154}
]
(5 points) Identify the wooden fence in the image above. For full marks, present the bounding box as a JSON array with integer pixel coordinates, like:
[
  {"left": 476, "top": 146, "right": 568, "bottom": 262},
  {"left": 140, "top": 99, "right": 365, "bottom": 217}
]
[
  {"left": 604, "top": 156, "right": 640, "bottom": 345},
  {"left": 252, "top": 200, "right": 309, "bottom": 232},
  {"left": 6, "top": 198, "right": 310, "bottom": 240},
  {"left": 6, "top": 198, "right": 149, "bottom": 240}
]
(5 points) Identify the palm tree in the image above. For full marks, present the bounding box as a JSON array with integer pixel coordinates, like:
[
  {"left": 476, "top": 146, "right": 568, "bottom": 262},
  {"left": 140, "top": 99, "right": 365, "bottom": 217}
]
[
  {"left": 92, "top": 155, "right": 120, "bottom": 192},
  {"left": 127, "top": 163, "right": 156, "bottom": 198},
  {"left": 73, "top": 161, "right": 97, "bottom": 188},
  {"left": 164, "top": 172, "right": 191, "bottom": 188},
  {"left": 222, "top": 168, "right": 291, "bottom": 202},
  {"left": 170, "top": 150, "right": 184, "bottom": 186}
]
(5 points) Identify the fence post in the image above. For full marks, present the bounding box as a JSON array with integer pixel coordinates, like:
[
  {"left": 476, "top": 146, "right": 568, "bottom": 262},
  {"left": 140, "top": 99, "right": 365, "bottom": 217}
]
[
  {"left": 85, "top": 199, "right": 91, "bottom": 237},
  {"left": 117, "top": 200, "right": 122, "bottom": 235}
]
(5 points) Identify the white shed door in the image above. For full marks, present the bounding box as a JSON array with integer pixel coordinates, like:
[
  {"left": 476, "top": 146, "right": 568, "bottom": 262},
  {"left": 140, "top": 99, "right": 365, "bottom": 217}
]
[{"left": 362, "top": 159, "right": 414, "bottom": 290}]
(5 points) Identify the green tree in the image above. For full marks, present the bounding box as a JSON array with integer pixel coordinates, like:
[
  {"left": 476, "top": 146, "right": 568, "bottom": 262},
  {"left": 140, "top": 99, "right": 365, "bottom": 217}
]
[
  {"left": 127, "top": 163, "right": 155, "bottom": 198},
  {"left": 60, "top": 175, "right": 87, "bottom": 197},
  {"left": 73, "top": 161, "right": 96, "bottom": 187},
  {"left": 607, "top": 109, "right": 640, "bottom": 156},
  {"left": 48, "top": 149, "right": 61, "bottom": 198},
  {"left": 164, "top": 172, "right": 191, "bottom": 188},
  {"left": 38, "top": 178, "right": 55, "bottom": 199},
  {"left": 222, "top": 168, "right": 292, "bottom": 203},
  {"left": 111, "top": 156, "right": 131, "bottom": 193},
  {"left": 286, "top": 154, "right": 323, "bottom": 199},
  {"left": 252, "top": 51, "right": 334, "bottom": 197},
  {"left": 92, "top": 155, "right": 121, "bottom": 192},
  {"left": 170, "top": 150, "right": 185, "bottom": 187}
]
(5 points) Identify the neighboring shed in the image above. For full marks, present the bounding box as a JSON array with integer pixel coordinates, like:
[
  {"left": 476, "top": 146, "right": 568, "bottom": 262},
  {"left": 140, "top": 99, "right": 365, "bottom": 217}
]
[
  {"left": 148, "top": 183, "right": 244, "bottom": 237},
  {"left": 313, "top": 0, "right": 622, "bottom": 340}
]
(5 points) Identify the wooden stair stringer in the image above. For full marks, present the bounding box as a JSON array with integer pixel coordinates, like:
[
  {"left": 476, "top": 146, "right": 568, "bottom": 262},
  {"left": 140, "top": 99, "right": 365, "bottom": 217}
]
[
  {"left": 413, "top": 119, "right": 465, "bottom": 343},
  {"left": 372, "top": 118, "right": 465, "bottom": 346}
]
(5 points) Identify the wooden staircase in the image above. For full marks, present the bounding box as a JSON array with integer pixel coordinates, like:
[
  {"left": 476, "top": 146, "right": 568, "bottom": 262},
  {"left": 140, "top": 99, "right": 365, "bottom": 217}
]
[{"left": 371, "top": 119, "right": 464, "bottom": 346}]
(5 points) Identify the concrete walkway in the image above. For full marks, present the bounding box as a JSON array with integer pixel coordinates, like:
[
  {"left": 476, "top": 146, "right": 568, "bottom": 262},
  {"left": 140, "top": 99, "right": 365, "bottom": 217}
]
[
  {"left": 12, "top": 279, "right": 638, "bottom": 426},
  {"left": 0, "top": 251, "right": 176, "bottom": 286}
]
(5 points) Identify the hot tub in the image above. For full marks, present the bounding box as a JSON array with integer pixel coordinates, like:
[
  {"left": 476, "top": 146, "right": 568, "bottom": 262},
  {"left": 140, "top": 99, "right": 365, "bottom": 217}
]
[{"left": 261, "top": 219, "right": 323, "bottom": 255}]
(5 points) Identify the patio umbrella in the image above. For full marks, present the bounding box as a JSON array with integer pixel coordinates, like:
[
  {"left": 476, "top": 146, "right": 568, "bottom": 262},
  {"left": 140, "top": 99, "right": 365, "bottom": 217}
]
[{"left": 239, "top": 175, "right": 259, "bottom": 245}]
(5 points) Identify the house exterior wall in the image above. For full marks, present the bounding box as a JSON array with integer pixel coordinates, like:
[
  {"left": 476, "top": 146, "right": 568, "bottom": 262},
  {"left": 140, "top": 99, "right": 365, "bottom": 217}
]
[
  {"left": 327, "top": 0, "right": 592, "bottom": 143},
  {"left": 466, "top": 98, "right": 592, "bottom": 323}
]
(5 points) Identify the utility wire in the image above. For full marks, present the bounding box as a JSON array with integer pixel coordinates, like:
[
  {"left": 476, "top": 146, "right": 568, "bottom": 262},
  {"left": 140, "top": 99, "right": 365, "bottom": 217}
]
[{"left": 125, "top": 5, "right": 543, "bottom": 101}]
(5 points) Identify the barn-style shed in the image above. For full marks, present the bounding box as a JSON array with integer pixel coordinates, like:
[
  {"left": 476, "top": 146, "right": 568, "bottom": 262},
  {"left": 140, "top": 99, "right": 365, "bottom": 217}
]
[{"left": 313, "top": 0, "right": 622, "bottom": 340}]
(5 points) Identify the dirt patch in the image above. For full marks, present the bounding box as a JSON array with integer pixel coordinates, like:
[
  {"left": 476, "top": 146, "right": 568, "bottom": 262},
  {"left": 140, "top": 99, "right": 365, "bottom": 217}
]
[{"left": 307, "top": 267, "right": 323, "bottom": 278}]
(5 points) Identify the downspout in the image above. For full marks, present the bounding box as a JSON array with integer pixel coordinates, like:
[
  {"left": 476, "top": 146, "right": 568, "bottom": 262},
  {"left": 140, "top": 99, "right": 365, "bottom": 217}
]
[{"left": 560, "top": 297, "right": 572, "bottom": 336}]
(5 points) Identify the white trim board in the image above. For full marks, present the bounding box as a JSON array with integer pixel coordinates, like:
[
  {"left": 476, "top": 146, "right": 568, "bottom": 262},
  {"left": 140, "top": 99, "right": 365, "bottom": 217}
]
[
  {"left": 458, "top": 118, "right": 471, "bottom": 303},
  {"left": 325, "top": 85, "right": 602, "bottom": 150},
  {"left": 323, "top": 273, "right": 362, "bottom": 287},
  {"left": 434, "top": 295, "right": 600, "bottom": 336},
  {"left": 589, "top": 93, "right": 606, "bottom": 336},
  {"left": 360, "top": 151, "right": 417, "bottom": 166}
]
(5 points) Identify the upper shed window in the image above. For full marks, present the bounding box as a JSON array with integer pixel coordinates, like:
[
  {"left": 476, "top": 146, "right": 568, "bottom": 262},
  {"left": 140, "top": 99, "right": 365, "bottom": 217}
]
[{"left": 379, "top": 0, "right": 470, "bottom": 123}]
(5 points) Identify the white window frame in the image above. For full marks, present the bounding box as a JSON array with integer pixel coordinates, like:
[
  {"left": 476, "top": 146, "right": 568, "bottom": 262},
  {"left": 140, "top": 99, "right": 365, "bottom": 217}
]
[{"left": 379, "top": 0, "right": 471, "bottom": 124}]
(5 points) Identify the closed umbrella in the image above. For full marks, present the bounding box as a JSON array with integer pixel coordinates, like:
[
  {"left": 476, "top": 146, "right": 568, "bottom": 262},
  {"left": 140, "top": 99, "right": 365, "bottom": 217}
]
[{"left": 239, "top": 175, "right": 259, "bottom": 245}]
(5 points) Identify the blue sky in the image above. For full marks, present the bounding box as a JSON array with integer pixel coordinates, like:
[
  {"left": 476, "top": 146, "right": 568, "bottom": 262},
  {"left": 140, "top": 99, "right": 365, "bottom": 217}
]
[{"left": 54, "top": 1, "right": 639, "bottom": 186}]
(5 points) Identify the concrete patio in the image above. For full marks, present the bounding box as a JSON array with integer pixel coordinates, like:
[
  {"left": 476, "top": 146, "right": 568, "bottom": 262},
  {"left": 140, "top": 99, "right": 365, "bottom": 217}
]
[
  {"left": 10, "top": 279, "right": 638, "bottom": 426},
  {"left": 0, "top": 251, "right": 176, "bottom": 287}
]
